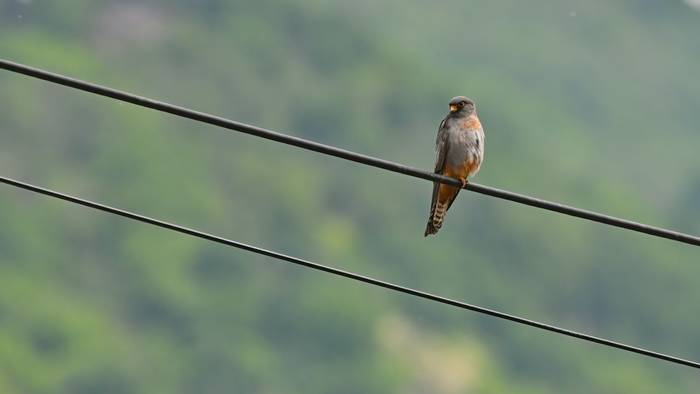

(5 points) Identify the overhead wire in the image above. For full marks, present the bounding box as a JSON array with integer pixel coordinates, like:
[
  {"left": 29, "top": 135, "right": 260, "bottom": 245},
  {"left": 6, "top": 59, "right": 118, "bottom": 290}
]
[
  {"left": 1, "top": 175, "right": 698, "bottom": 369},
  {"left": 0, "top": 58, "right": 698, "bottom": 246}
]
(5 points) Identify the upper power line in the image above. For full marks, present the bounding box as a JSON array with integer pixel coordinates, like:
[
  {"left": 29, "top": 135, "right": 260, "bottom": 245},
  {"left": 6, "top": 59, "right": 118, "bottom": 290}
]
[
  {"left": 1, "top": 58, "right": 698, "bottom": 247},
  {"left": 1, "top": 174, "right": 698, "bottom": 370}
]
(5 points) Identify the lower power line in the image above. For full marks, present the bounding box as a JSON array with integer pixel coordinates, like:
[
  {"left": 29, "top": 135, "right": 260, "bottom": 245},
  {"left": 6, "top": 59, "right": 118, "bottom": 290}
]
[{"left": 1, "top": 175, "right": 698, "bottom": 369}]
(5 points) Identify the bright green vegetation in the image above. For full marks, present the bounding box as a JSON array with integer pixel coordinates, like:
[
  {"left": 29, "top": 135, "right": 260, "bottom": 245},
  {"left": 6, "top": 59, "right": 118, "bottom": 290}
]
[{"left": 1, "top": 1, "right": 699, "bottom": 392}]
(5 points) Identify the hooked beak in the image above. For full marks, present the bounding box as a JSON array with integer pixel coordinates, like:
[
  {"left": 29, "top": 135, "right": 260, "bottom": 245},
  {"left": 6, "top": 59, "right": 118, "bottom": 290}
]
[{"left": 449, "top": 104, "right": 458, "bottom": 113}]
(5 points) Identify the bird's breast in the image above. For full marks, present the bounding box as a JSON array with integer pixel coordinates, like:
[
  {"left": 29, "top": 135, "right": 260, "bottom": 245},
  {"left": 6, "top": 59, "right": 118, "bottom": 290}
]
[{"left": 445, "top": 127, "right": 484, "bottom": 171}]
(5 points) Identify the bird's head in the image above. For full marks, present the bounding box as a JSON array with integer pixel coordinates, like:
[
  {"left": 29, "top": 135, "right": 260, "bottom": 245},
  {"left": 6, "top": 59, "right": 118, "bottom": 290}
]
[{"left": 448, "top": 96, "right": 475, "bottom": 115}]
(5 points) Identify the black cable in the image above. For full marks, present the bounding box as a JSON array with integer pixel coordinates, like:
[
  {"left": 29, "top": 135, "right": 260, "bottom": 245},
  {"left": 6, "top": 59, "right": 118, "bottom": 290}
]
[
  {"left": 1, "top": 58, "right": 698, "bottom": 247},
  {"left": 1, "top": 175, "right": 698, "bottom": 369}
]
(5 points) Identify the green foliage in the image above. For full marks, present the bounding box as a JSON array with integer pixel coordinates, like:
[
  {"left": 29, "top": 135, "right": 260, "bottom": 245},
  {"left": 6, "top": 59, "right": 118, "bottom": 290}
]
[{"left": 1, "top": 1, "right": 699, "bottom": 392}]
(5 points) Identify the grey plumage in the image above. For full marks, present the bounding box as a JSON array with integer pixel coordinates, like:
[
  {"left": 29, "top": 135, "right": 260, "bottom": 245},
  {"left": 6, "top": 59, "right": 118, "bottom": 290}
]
[{"left": 425, "top": 96, "right": 485, "bottom": 236}]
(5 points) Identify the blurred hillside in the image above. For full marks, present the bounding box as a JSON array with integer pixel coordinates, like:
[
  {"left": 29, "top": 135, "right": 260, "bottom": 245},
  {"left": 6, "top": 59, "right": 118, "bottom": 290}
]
[{"left": 0, "top": 1, "right": 699, "bottom": 393}]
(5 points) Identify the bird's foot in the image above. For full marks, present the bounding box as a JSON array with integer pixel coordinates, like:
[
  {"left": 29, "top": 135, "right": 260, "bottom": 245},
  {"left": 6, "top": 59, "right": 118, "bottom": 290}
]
[{"left": 460, "top": 179, "right": 468, "bottom": 188}]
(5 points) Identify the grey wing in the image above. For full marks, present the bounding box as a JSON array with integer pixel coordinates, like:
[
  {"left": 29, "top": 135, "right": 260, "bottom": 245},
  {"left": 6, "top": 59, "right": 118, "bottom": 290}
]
[
  {"left": 434, "top": 119, "right": 450, "bottom": 172},
  {"left": 429, "top": 119, "right": 450, "bottom": 215}
]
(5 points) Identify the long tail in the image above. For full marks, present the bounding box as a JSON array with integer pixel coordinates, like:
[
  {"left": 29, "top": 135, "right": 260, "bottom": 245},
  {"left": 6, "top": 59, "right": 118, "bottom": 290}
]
[{"left": 424, "top": 183, "right": 460, "bottom": 236}]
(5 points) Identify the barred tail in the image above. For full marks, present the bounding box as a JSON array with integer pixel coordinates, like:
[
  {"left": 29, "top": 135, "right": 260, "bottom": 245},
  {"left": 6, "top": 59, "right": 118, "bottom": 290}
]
[{"left": 424, "top": 201, "right": 449, "bottom": 236}]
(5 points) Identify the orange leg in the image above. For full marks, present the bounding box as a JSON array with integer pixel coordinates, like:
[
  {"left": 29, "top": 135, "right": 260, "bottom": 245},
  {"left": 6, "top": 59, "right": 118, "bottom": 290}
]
[{"left": 444, "top": 163, "right": 470, "bottom": 190}]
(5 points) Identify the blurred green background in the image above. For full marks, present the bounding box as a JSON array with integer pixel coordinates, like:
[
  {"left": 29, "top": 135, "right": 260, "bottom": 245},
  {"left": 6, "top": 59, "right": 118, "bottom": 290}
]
[{"left": 1, "top": 0, "right": 699, "bottom": 392}]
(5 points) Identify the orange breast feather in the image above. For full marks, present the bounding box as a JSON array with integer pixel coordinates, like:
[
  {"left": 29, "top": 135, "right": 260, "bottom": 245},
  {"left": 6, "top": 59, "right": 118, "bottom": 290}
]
[{"left": 460, "top": 115, "right": 482, "bottom": 130}]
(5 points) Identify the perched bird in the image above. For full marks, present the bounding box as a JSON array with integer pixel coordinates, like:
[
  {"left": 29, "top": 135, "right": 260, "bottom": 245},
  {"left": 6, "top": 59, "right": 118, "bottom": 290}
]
[{"left": 424, "top": 96, "right": 485, "bottom": 236}]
